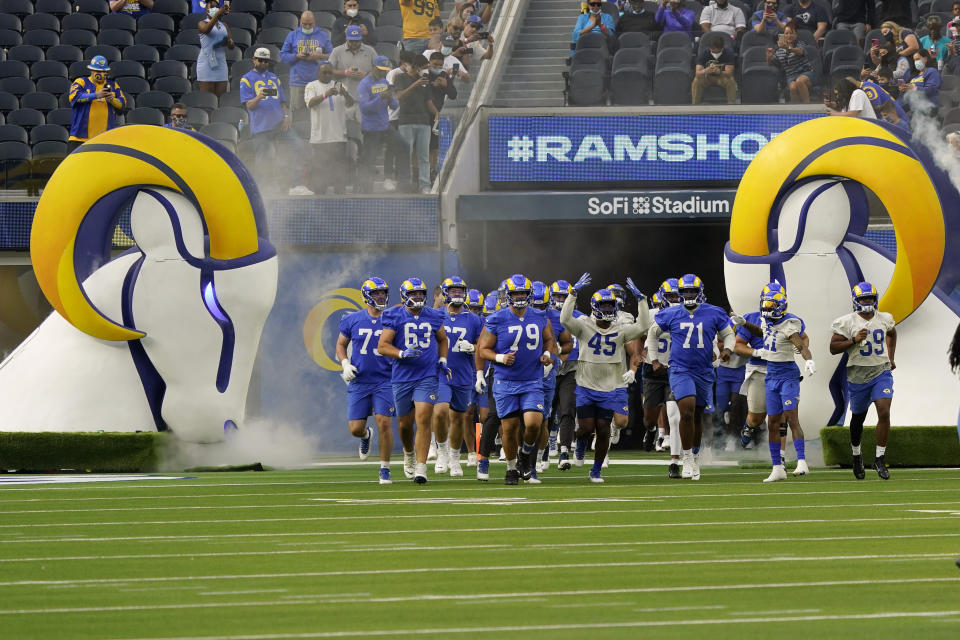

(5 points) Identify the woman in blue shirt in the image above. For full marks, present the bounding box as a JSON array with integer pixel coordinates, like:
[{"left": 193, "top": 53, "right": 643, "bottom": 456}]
[
  {"left": 919, "top": 16, "right": 951, "bottom": 67},
  {"left": 197, "top": 0, "right": 235, "bottom": 97},
  {"left": 899, "top": 48, "right": 941, "bottom": 115}
]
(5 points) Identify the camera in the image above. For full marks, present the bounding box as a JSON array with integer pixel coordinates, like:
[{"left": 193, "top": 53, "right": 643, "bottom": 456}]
[
  {"left": 262, "top": 87, "right": 278, "bottom": 96},
  {"left": 477, "top": 31, "right": 490, "bottom": 39},
  {"left": 452, "top": 63, "right": 461, "bottom": 76}
]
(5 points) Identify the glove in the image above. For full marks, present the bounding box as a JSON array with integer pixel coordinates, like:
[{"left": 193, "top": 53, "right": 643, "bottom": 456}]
[
  {"left": 625, "top": 277, "right": 645, "bottom": 302},
  {"left": 573, "top": 272, "right": 591, "bottom": 293},
  {"left": 475, "top": 370, "right": 487, "bottom": 394},
  {"left": 452, "top": 340, "right": 475, "bottom": 354},
  {"left": 543, "top": 360, "right": 554, "bottom": 378},
  {"left": 438, "top": 357, "right": 452, "bottom": 381},
  {"left": 399, "top": 347, "right": 421, "bottom": 360},
  {"left": 804, "top": 359, "right": 816, "bottom": 376},
  {"left": 622, "top": 369, "right": 636, "bottom": 384},
  {"left": 752, "top": 348, "right": 770, "bottom": 360},
  {"left": 730, "top": 314, "right": 746, "bottom": 327},
  {"left": 340, "top": 358, "right": 358, "bottom": 384}
]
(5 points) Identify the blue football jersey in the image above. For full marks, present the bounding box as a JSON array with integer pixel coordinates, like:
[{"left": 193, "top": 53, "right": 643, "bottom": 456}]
[
  {"left": 543, "top": 307, "right": 565, "bottom": 382},
  {"left": 338, "top": 309, "right": 391, "bottom": 384},
  {"left": 443, "top": 308, "right": 483, "bottom": 387},
  {"left": 382, "top": 305, "right": 446, "bottom": 383},
  {"left": 655, "top": 303, "right": 732, "bottom": 374},
  {"left": 737, "top": 310, "right": 766, "bottom": 366},
  {"left": 485, "top": 307, "right": 550, "bottom": 382}
]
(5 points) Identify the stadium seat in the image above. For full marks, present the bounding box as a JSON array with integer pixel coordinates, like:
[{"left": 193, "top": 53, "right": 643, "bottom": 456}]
[
  {"left": 45, "top": 107, "right": 72, "bottom": 127},
  {"left": 61, "top": 14, "right": 99, "bottom": 34},
  {"left": 566, "top": 68, "right": 605, "bottom": 106},
  {"left": 123, "top": 44, "right": 162, "bottom": 66},
  {"left": 942, "top": 106, "right": 960, "bottom": 125},
  {"left": 272, "top": 0, "right": 309, "bottom": 14},
  {"left": 0, "top": 113, "right": 5, "bottom": 125},
  {"left": 19, "top": 92, "right": 58, "bottom": 113},
  {"left": 152, "top": 75, "right": 192, "bottom": 97},
  {"left": 258, "top": 27, "right": 293, "bottom": 48},
  {"left": 313, "top": 12, "right": 336, "bottom": 30},
  {"left": 0, "top": 30, "right": 24, "bottom": 50},
  {"left": 378, "top": 11, "right": 402, "bottom": 27},
  {"left": 244, "top": 43, "right": 280, "bottom": 60},
  {"left": 211, "top": 105, "right": 248, "bottom": 127},
  {"left": 218, "top": 90, "right": 242, "bottom": 108},
  {"left": 186, "top": 106, "right": 209, "bottom": 127},
  {"left": 374, "top": 42, "right": 399, "bottom": 63},
  {"left": 138, "top": 13, "right": 176, "bottom": 35},
  {"left": 262, "top": 12, "right": 300, "bottom": 31},
  {"left": 29, "top": 123, "right": 68, "bottom": 144},
  {"left": 69, "top": 60, "right": 91, "bottom": 80},
  {"left": 657, "top": 31, "right": 693, "bottom": 53},
  {"left": 164, "top": 44, "right": 201, "bottom": 73},
  {"left": 653, "top": 48, "right": 692, "bottom": 105},
  {"left": 23, "top": 13, "right": 61, "bottom": 33},
  {"left": 60, "top": 29, "right": 98, "bottom": 49},
  {"left": 0, "top": 60, "right": 29, "bottom": 80},
  {"left": 383, "top": 0, "right": 399, "bottom": 10},
  {"left": 181, "top": 90, "right": 219, "bottom": 113},
  {"left": 376, "top": 25, "right": 403, "bottom": 44},
  {"left": 8, "top": 45, "right": 45, "bottom": 64},
  {"left": 823, "top": 29, "right": 858, "bottom": 51},
  {"left": 84, "top": 44, "right": 122, "bottom": 63},
  {"left": 36, "top": 0, "right": 73, "bottom": 17},
  {"left": 231, "top": 30, "right": 252, "bottom": 51},
  {"left": 31, "top": 139, "right": 68, "bottom": 183},
  {"left": 0, "top": 124, "right": 28, "bottom": 143},
  {"left": 100, "top": 13, "right": 137, "bottom": 33},
  {"left": 47, "top": 44, "right": 84, "bottom": 65},
  {"left": 231, "top": 0, "right": 268, "bottom": 19},
  {"left": 0, "top": 0, "right": 34, "bottom": 18},
  {"left": 697, "top": 31, "right": 734, "bottom": 54},
  {"left": 231, "top": 58, "right": 254, "bottom": 78},
  {"left": 225, "top": 47, "right": 243, "bottom": 64},
  {"left": 37, "top": 76, "right": 70, "bottom": 96},
  {"left": 99, "top": 29, "right": 135, "bottom": 48},
  {"left": 149, "top": 59, "right": 189, "bottom": 80},
  {"left": 359, "top": 0, "right": 382, "bottom": 16},
  {"left": 740, "top": 30, "right": 774, "bottom": 52},
  {"left": 180, "top": 14, "right": 207, "bottom": 32},
  {"left": 0, "top": 77, "right": 35, "bottom": 97},
  {"left": 175, "top": 29, "right": 202, "bottom": 47},
  {"left": 0, "top": 93, "right": 18, "bottom": 113},
  {"left": 618, "top": 31, "right": 651, "bottom": 51},
  {"left": 153, "top": 0, "right": 190, "bottom": 27},
  {"left": 30, "top": 60, "right": 69, "bottom": 81},
  {"left": 740, "top": 48, "right": 782, "bottom": 104},
  {"left": 826, "top": 44, "right": 864, "bottom": 78},
  {"left": 310, "top": 0, "right": 341, "bottom": 13},
  {"left": 136, "top": 90, "right": 175, "bottom": 111},
  {"left": 223, "top": 12, "right": 258, "bottom": 36},
  {"left": 110, "top": 59, "right": 146, "bottom": 79},
  {"left": 0, "top": 15, "right": 21, "bottom": 32},
  {"left": 795, "top": 29, "right": 816, "bottom": 48},
  {"left": 862, "top": 28, "right": 885, "bottom": 57},
  {"left": 75, "top": 0, "right": 110, "bottom": 18},
  {"left": 610, "top": 48, "right": 650, "bottom": 105},
  {"left": 127, "top": 107, "right": 166, "bottom": 126},
  {"left": 0, "top": 140, "right": 32, "bottom": 189},
  {"left": 575, "top": 32, "right": 610, "bottom": 56},
  {"left": 116, "top": 75, "right": 151, "bottom": 96},
  {"left": 6, "top": 108, "right": 44, "bottom": 129}
]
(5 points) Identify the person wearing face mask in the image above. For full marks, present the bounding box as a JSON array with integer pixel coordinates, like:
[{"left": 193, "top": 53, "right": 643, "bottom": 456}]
[
  {"left": 333, "top": 0, "right": 378, "bottom": 47},
  {"left": 330, "top": 25, "right": 378, "bottom": 112},
  {"left": 163, "top": 102, "right": 196, "bottom": 130},
  {"left": 616, "top": 0, "right": 659, "bottom": 36},
  {"left": 700, "top": 0, "right": 747, "bottom": 40},
  {"left": 304, "top": 61, "right": 355, "bottom": 195},
  {"left": 197, "top": 0, "right": 235, "bottom": 97},
  {"left": 424, "top": 34, "right": 472, "bottom": 83},
  {"left": 463, "top": 15, "right": 494, "bottom": 63},
  {"left": 68, "top": 56, "right": 128, "bottom": 153},
  {"left": 357, "top": 56, "right": 406, "bottom": 193},
  {"left": 110, "top": 0, "right": 153, "bottom": 19},
  {"left": 426, "top": 51, "right": 457, "bottom": 180},
  {"left": 898, "top": 48, "right": 941, "bottom": 116},
  {"left": 281, "top": 11, "right": 334, "bottom": 117},
  {"left": 393, "top": 54, "right": 439, "bottom": 193},
  {"left": 454, "top": 0, "right": 494, "bottom": 25},
  {"left": 400, "top": 0, "right": 442, "bottom": 55},
  {"left": 692, "top": 35, "right": 736, "bottom": 104},
  {"left": 573, "top": 1, "right": 616, "bottom": 49}
]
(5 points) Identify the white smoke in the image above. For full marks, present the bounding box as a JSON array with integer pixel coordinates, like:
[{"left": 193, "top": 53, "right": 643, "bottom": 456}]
[
  {"left": 160, "top": 418, "right": 320, "bottom": 470},
  {"left": 901, "top": 90, "right": 960, "bottom": 191}
]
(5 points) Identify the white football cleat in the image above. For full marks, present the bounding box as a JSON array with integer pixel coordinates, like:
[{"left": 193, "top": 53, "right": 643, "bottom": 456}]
[
  {"left": 655, "top": 436, "right": 666, "bottom": 452},
  {"left": 690, "top": 457, "right": 700, "bottom": 481},
  {"left": 764, "top": 465, "right": 788, "bottom": 483},
  {"left": 681, "top": 455, "right": 693, "bottom": 479},
  {"left": 466, "top": 452, "right": 478, "bottom": 467},
  {"left": 793, "top": 459, "right": 809, "bottom": 476},
  {"left": 536, "top": 459, "right": 546, "bottom": 473},
  {"left": 434, "top": 451, "right": 448, "bottom": 475},
  {"left": 610, "top": 426, "right": 621, "bottom": 445},
  {"left": 602, "top": 453, "right": 609, "bottom": 468},
  {"left": 427, "top": 442, "right": 437, "bottom": 461},
  {"left": 403, "top": 452, "right": 415, "bottom": 479},
  {"left": 498, "top": 447, "right": 506, "bottom": 461},
  {"left": 448, "top": 459, "right": 463, "bottom": 477}
]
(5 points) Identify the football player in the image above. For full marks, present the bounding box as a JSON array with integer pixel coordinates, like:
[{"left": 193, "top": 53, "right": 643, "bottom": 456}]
[
  {"left": 336, "top": 277, "right": 396, "bottom": 484},
  {"left": 477, "top": 274, "right": 558, "bottom": 485},
  {"left": 829, "top": 282, "right": 897, "bottom": 480},
  {"left": 551, "top": 280, "right": 583, "bottom": 471},
  {"left": 606, "top": 283, "right": 642, "bottom": 452},
  {"left": 475, "top": 291, "right": 501, "bottom": 481},
  {"left": 560, "top": 274, "right": 649, "bottom": 482},
  {"left": 648, "top": 274, "right": 735, "bottom": 481},
  {"left": 643, "top": 279, "right": 683, "bottom": 477},
  {"left": 732, "top": 284, "right": 778, "bottom": 450},
  {"left": 432, "top": 277, "right": 483, "bottom": 477},
  {"left": 378, "top": 277, "right": 451, "bottom": 484},
  {"left": 758, "top": 290, "right": 816, "bottom": 483}
]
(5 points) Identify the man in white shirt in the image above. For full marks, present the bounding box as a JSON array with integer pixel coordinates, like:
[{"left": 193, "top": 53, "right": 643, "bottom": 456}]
[
  {"left": 304, "top": 61, "right": 355, "bottom": 194},
  {"left": 700, "top": 0, "right": 747, "bottom": 39}
]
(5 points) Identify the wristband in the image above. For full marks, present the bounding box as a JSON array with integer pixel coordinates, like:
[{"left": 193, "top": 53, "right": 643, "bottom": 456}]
[
  {"left": 752, "top": 348, "right": 762, "bottom": 357},
  {"left": 495, "top": 354, "right": 507, "bottom": 364},
  {"left": 340, "top": 358, "right": 350, "bottom": 370}
]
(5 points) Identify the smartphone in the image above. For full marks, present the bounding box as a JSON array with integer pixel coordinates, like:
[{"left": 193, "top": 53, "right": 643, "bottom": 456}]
[
  {"left": 871, "top": 38, "right": 880, "bottom": 47},
  {"left": 262, "top": 87, "right": 278, "bottom": 96},
  {"left": 451, "top": 63, "right": 460, "bottom": 76}
]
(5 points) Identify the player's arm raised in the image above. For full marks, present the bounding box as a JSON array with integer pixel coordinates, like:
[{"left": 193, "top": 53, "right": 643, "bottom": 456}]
[{"left": 559, "top": 288, "right": 588, "bottom": 340}]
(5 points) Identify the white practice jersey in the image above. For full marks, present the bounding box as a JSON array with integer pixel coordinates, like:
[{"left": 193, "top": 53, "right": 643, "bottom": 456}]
[
  {"left": 614, "top": 308, "right": 636, "bottom": 387},
  {"left": 561, "top": 294, "right": 649, "bottom": 392},
  {"left": 644, "top": 307, "right": 671, "bottom": 366},
  {"left": 762, "top": 314, "right": 804, "bottom": 363},
  {"left": 832, "top": 311, "right": 895, "bottom": 382}
]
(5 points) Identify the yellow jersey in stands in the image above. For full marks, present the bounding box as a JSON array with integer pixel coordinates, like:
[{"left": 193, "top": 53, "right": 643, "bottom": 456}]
[{"left": 400, "top": 0, "right": 441, "bottom": 39}]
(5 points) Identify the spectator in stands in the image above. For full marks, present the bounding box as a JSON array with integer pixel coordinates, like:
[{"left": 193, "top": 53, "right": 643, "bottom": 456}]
[
  {"left": 920, "top": 16, "right": 950, "bottom": 68},
  {"left": 751, "top": 0, "right": 786, "bottom": 37},
  {"left": 357, "top": 56, "right": 404, "bottom": 192},
  {"left": 427, "top": 17, "right": 445, "bottom": 51},
  {"left": 881, "top": 21, "right": 919, "bottom": 59},
  {"left": 655, "top": 0, "right": 695, "bottom": 39},
  {"left": 454, "top": 1, "right": 493, "bottom": 25},
  {"left": 281, "top": 12, "right": 334, "bottom": 118},
  {"left": 825, "top": 76, "right": 876, "bottom": 117},
  {"left": 783, "top": 0, "right": 829, "bottom": 42},
  {"left": 111, "top": 0, "right": 153, "bottom": 19},
  {"left": 833, "top": 0, "right": 876, "bottom": 46},
  {"left": 197, "top": 0, "right": 235, "bottom": 97},
  {"left": 878, "top": 100, "right": 909, "bottom": 132},
  {"left": 900, "top": 48, "right": 941, "bottom": 115},
  {"left": 700, "top": 0, "right": 747, "bottom": 41},
  {"left": 333, "top": 0, "right": 378, "bottom": 47},
  {"left": 383, "top": 53, "right": 412, "bottom": 191},
  {"left": 400, "top": 0, "right": 443, "bottom": 55},
  {"left": 331, "top": 25, "right": 378, "bottom": 102},
  {"left": 394, "top": 54, "right": 439, "bottom": 193},
  {"left": 427, "top": 51, "right": 456, "bottom": 181},
  {"left": 240, "top": 48, "right": 312, "bottom": 196},
  {"left": 68, "top": 56, "right": 128, "bottom": 153},
  {"left": 163, "top": 102, "right": 195, "bottom": 130},
  {"left": 767, "top": 21, "right": 816, "bottom": 103},
  {"left": 875, "top": 65, "right": 900, "bottom": 99},
  {"left": 616, "top": 0, "right": 659, "bottom": 35},
  {"left": 865, "top": 42, "right": 910, "bottom": 83},
  {"left": 573, "top": 2, "right": 617, "bottom": 49},
  {"left": 304, "top": 61, "right": 354, "bottom": 195},
  {"left": 425, "top": 34, "right": 472, "bottom": 82},
  {"left": 691, "top": 35, "right": 736, "bottom": 104},
  {"left": 463, "top": 15, "right": 494, "bottom": 63}
]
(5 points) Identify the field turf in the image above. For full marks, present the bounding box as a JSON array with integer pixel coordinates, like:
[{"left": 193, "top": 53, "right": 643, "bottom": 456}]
[{"left": 2, "top": 459, "right": 960, "bottom": 639}]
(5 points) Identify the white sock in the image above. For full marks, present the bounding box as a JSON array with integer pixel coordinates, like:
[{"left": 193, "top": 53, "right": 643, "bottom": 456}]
[
  {"left": 669, "top": 424, "right": 682, "bottom": 455},
  {"left": 438, "top": 442, "right": 449, "bottom": 457},
  {"left": 682, "top": 448, "right": 693, "bottom": 458},
  {"left": 876, "top": 445, "right": 886, "bottom": 457},
  {"left": 380, "top": 461, "right": 389, "bottom": 469},
  {"left": 560, "top": 445, "right": 569, "bottom": 454},
  {"left": 852, "top": 444, "right": 862, "bottom": 455},
  {"left": 506, "top": 458, "right": 517, "bottom": 471},
  {"left": 658, "top": 427, "right": 665, "bottom": 437},
  {"left": 415, "top": 462, "right": 427, "bottom": 476}
]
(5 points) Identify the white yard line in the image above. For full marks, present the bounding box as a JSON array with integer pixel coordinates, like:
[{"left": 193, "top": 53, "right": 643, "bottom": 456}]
[{"left": 0, "top": 553, "right": 952, "bottom": 588}]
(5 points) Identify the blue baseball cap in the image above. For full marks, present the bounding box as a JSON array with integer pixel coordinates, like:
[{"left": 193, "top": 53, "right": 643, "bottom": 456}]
[
  {"left": 346, "top": 25, "right": 363, "bottom": 40},
  {"left": 466, "top": 15, "right": 483, "bottom": 26},
  {"left": 87, "top": 55, "right": 110, "bottom": 71},
  {"left": 373, "top": 55, "right": 392, "bottom": 70}
]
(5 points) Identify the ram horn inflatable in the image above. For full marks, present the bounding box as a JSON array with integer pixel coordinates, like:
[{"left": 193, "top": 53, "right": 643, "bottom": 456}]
[
  {"left": 0, "top": 126, "right": 278, "bottom": 443},
  {"left": 725, "top": 117, "right": 960, "bottom": 429}
]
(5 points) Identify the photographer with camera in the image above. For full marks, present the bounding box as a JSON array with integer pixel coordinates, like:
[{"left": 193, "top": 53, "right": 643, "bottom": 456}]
[
  {"left": 331, "top": 25, "right": 379, "bottom": 116},
  {"left": 240, "top": 48, "right": 313, "bottom": 196},
  {"left": 197, "top": 0, "right": 235, "bottom": 97},
  {"left": 357, "top": 56, "right": 406, "bottom": 193},
  {"left": 767, "top": 21, "right": 816, "bottom": 103},
  {"left": 691, "top": 35, "right": 736, "bottom": 104},
  {"left": 304, "top": 61, "right": 355, "bottom": 195},
  {"left": 426, "top": 51, "right": 457, "bottom": 183},
  {"left": 453, "top": 1, "right": 494, "bottom": 26},
  {"left": 394, "top": 54, "right": 439, "bottom": 193},
  {"left": 68, "top": 55, "right": 128, "bottom": 152},
  {"left": 333, "top": 0, "right": 377, "bottom": 47},
  {"left": 462, "top": 15, "right": 494, "bottom": 63},
  {"left": 425, "top": 34, "right": 473, "bottom": 82}
]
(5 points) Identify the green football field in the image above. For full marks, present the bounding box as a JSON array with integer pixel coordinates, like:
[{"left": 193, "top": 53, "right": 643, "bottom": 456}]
[{"left": 2, "top": 459, "right": 960, "bottom": 639}]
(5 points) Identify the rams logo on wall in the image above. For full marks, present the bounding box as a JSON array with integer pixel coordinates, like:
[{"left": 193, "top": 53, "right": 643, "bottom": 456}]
[{"left": 302, "top": 288, "right": 365, "bottom": 372}]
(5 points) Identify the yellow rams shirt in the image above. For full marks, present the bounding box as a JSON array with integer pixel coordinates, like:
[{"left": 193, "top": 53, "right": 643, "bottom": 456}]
[{"left": 400, "top": 0, "right": 441, "bottom": 39}]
